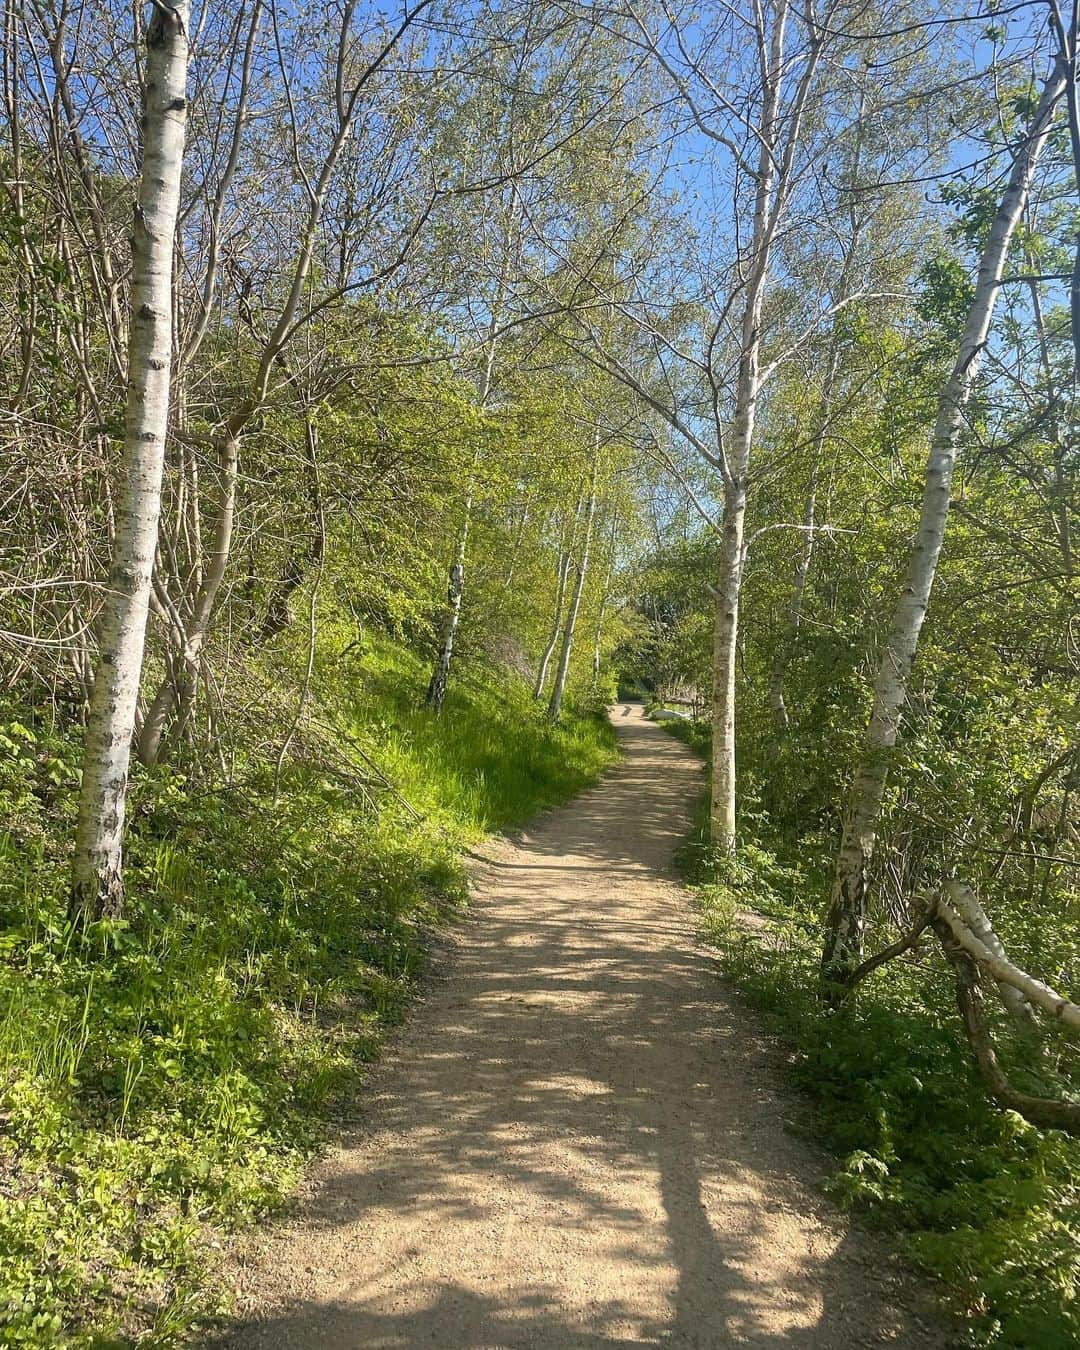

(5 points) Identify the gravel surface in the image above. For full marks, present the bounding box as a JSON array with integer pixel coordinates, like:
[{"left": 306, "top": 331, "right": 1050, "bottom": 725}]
[{"left": 220, "top": 703, "right": 951, "bottom": 1349}]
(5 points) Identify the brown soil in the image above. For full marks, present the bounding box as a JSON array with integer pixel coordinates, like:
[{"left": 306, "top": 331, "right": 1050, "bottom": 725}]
[{"left": 220, "top": 704, "right": 950, "bottom": 1348}]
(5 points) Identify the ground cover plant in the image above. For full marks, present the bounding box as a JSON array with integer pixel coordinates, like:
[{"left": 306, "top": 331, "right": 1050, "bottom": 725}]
[
  {"left": 664, "top": 719, "right": 1080, "bottom": 1349},
  {"left": 0, "top": 635, "right": 616, "bottom": 1347}
]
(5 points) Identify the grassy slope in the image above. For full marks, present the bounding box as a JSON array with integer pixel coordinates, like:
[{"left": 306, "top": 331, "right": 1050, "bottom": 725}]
[
  {"left": 0, "top": 637, "right": 616, "bottom": 1347},
  {"left": 659, "top": 717, "right": 1080, "bottom": 1350}
]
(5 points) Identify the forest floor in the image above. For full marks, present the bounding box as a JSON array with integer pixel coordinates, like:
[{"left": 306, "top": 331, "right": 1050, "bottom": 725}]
[{"left": 218, "top": 704, "right": 953, "bottom": 1349}]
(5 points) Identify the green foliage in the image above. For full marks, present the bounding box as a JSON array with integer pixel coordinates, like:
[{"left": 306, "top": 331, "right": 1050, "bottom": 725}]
[
  {"left": 915, "top": 253, "right": 977, "bottom": 337},
  {"left": 0, "top": 642, "right": 615, "bottom": 1347},
  {"left": 668, "top": 738, "right": 1080, "bottom": 1348},
  {"left": 716, "top": 914, "right": 1080, "bottom": 1349}
]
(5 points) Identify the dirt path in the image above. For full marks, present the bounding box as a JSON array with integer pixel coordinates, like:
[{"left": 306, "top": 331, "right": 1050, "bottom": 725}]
[{"left": 223, "top": 704, "right": 947, "bottom": 1349}]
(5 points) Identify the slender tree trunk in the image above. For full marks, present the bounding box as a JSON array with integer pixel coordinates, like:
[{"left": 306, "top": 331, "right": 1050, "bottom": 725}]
[
  {"left": 503, "top": 495, "right": 531, "bottom": 592},
  {"left": 710, "top": 478, "right": 747, "bottom": 847},
  {"left": 704, "top": 0, "right": 795, "bottom": 845},
  {"left": 425, "top": 304, "right": 501, "bottom": 712},
  {"left": 821, "top": 62, "right": 1066, "bottom": 984},
  {"left": 534, "top": 501, "right": 580, "bottom": 699},
  {"left": 137, "top": 432, "right": 238, "bottom": 765},
  {"left": 70, "top": 3, "right": 189, "bottom": 922},
  {"left": 138, "top": 1, "right": 434, "bottom": 762},
  {"left": 426, "top": 489, "right": 472, "bottom": 713},
  {"left": 535, "top": 545, "right": 573, "bottom": 699},
  {"left": 591, "top": 510, "right": 618, "bottom": 691},
  {"left": 709, "top": 223, "right": 765, "bottom": 847},
  {"left": 547, "top": 448, "right": 598, "bottom": 724}
]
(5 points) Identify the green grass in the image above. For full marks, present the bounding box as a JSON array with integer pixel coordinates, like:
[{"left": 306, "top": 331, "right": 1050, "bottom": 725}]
[
  {"left": 662, "top": 718, "right": 1080, "bottom": 1350},
  {"left": 0, "top": 635, "right": 617, "bottom": 1347},
  {"left": 323, "top": 636, "right": 617, "bottom": 833}
]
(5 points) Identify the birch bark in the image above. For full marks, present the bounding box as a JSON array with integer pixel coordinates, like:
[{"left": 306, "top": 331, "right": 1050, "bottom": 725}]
[
  {"left": 71, "top": 1, "right": 190, "bottom": 921},
  {"left": 534, "top": 535, "right": 575, "bottom": 699},
  {"left": 821, "top": 61, "right": 1067, "bottom": 983},
  {"left": 707, "top": 0, "right": 786, "bottom": 847},
  {"left": 547, "top": 441, "right": 599, "bottom": 724},
  {"left": 425, "top": 289, "right": 503, "bottom": 713},
  {"left": 426, "top": 488, "right": 473, "bottom": 713}
]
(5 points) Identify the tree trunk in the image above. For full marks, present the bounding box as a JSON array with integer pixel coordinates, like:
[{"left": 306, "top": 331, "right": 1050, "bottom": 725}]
[
  {"left": 591, "top": 510, "right": 618, "bottom": 691},
  {"left": 535, "top": 545, "right": 573, "bottom": 699},
  {"left": 534, "top": 502, "right": 580, "bottom": 699},
  {"left": 547, "top": 452, "right": 598, "bottom": 724},
  {"left": 426, "top": 491, "right": 472, "bottom": 713},
  {"left": 424, "top": 302, "right": 501, "bottom": 712},
  {"left": 821, "top": 61, "right": 1066, "bottom": 984},
  {"left": 137, "top": 432, "right": 239, "bottom": 765},
  {"left": 710, "top": 478, "right": 747, "bottom": 848},
  {"left": 703, "top": 0, "right": 787, "bottom": 844},
  {"left": 70, "top": 2, "right": 190, "bottom": 922}
]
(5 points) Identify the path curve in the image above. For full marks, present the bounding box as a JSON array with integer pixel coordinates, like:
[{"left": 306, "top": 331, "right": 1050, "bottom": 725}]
[{"left": 224, "top": 705, "right": 946, "bottom": 1348}]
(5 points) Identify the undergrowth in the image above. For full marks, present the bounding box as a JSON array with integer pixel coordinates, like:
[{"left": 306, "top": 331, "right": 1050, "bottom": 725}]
[
  {"left": 0, "top": 634, "right": 616, "bottom": 1347},
  {"left": 663, "top": 718, "right": 1080, "bottom": 1350}
]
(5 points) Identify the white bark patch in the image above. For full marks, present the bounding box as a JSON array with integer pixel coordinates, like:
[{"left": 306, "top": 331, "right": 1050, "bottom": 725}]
[
  {"left": 822, "top": 61, "right": 1067, "bottom": 979},
  {"left": 71, "top": 3, "right": 190, "bottom": 919}
]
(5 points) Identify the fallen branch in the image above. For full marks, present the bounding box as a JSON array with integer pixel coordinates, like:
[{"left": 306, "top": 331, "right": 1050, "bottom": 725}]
[
  {"left": 936, "top": 889, "right": 1080, "bottom": 1033},
  {"left": 831, "top": 882, "right": 1080, "bottom": 1134},
  {"left": 935, "top": 922, "right": 1080, "bottom": 1135},
  {"left": 943, "top": 880, "right": 1039, "bottom": 1031}
]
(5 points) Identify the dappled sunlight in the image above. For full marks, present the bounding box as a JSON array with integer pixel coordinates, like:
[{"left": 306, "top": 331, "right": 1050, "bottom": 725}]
[{"left": 220, "top": 709, "right": 943, "bottom": 1349}]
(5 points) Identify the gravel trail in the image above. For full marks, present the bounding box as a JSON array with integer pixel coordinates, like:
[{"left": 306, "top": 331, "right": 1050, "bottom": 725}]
[{"left": 223, "top": 703, "right": 948, "bottom": 1349}]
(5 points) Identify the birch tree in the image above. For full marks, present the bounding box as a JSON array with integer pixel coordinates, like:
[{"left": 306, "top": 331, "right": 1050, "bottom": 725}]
[
  {"left": 534, "top": 504, "right": 578, "bottom": 698},
  {"left": 70, "top": 0, "right": 190, "bottom": 921},
  {"left": 135, "top": 0, "right": 440, "bottom": 764},
  {"left": 821, "top": 56, "right": 1068, "bottom": 984},
  {"left": 547, "top": 431, "right": 600, "bottom": 722},
  {"left": 575, "top": 0, "right": 888, "bottom": 844}
]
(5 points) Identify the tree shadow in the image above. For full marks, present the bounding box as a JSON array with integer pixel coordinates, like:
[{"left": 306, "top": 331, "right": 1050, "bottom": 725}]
[{"left": 212, "top": 712, "right": 950, "bottom": 1349}]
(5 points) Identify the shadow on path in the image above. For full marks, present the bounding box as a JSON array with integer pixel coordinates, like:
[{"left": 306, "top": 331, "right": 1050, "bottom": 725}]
[{"left": 216, "top": 706, "right": 947, "bottom": 1349}]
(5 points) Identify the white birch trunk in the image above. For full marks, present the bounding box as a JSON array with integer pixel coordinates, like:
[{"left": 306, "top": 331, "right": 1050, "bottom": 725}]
[
  {"left": 547, "top": 451, "right": 598, "bottom": 724},
  {"left": 710, "top": 195, "right": 766, "bottom": 846},
  {"left": 936, "top": 885, "right": 1080, "bottom": 1031},
  {"left": 943, "top": 881, "right": 1039, "bottom": 1030},
  {"left": 710, "top": 477, "right": 747, "bottom": 848},
  {"left": 591, "top": 510, "right": 619, "bottom": 691},
  {"left": 70, "top": 2, "right": 190, "bottom": 920},
  {"left": 138, "top": 0, "right": 430, "bottom": 760},
  {"left": 821, "top": 63, "right": 1066, "bottom": 982},
  {"left": 426, "top": 491, "right": 472, "bottom": 713},
  {"left": 534, "top": 539, "right": 574, "bottom": 699},
  {"left": 705, "top": 0, "right": 792, "bottom": 846},
  {"left": 425, "top": 308, "right": 501, "bottom": 713}
]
